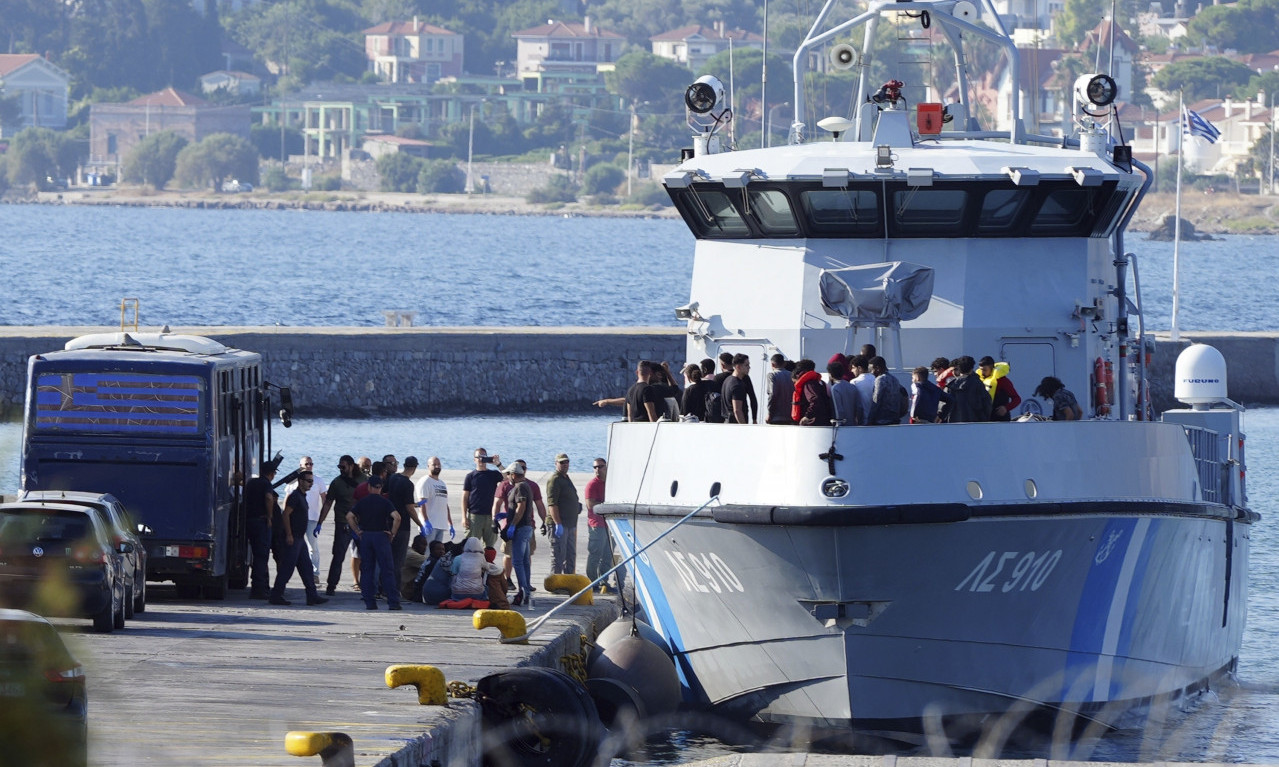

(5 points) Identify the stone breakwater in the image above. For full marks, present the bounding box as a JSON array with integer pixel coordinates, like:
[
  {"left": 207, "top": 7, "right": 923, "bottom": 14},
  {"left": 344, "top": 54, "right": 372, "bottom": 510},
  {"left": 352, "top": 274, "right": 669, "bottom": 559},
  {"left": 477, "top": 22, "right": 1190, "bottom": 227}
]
[
  {"left": 0, "top": 327, "right": 686, "bottom": 419},
  {"left": 0, "top": 327, "right": 1275, "bottom": 420}
]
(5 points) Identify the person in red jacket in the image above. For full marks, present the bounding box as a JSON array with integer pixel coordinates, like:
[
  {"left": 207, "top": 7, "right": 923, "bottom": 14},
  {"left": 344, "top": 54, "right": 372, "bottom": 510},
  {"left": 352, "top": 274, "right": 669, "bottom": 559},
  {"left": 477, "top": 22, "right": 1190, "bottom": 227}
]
[
  {"left": 791, "top": 359, "right": 833, "bottom": 426},
  {"left": 978, "top": 356, "right": 1022, "bottom": 421}
]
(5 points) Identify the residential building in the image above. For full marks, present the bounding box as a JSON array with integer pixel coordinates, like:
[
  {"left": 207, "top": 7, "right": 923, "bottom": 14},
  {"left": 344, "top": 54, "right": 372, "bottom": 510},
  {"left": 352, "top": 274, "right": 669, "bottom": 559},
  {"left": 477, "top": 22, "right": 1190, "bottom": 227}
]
[
  {"left": 650, "top": 23, "right": 764, "bottom": 73},
  {"left": 985, "top": 47, "right": 1069, "bottom": 135},
  {"left": 88, "top": 88, "right": 251, "bottom": 168},
  {"left": 0, "top": 53, "right": 70, "bottom": 132},
  {"left": 512, "top": 18, "right": 625, "bottom": 92},
  {"left": 200, "top": 70, "right": 262, "bottom": 97},
  {"left": 364, "top": 19, "right": 464, "bottom": 84}
]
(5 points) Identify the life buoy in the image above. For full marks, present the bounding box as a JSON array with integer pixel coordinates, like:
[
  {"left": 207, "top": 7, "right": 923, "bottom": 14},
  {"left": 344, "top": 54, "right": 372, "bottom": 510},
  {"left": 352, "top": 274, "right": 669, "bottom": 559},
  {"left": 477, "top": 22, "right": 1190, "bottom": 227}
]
[
  {"left": 1093, "top": 357, "right": 1110, "bottom": 415},
  {"left": 476, "top": 667, "right": 601, "bottom": 767}
]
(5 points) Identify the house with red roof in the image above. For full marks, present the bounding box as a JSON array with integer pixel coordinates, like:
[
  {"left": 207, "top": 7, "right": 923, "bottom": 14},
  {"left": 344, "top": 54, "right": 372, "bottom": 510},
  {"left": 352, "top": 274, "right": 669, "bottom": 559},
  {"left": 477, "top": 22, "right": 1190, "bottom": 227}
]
[
  {"left": 0, "top": 53, "right": 70, "bottom": 133},
  {"left": 364, "top": 18, "right": 464, "bottom": 84},
  {"left": 512, "top": 17, "right": 624, "bottom": 91},
  {"left": 650, "top": 22, "right": 764, "bottom": 73},
  {"left": 88, "top": 88, "right": 251, "bottom": 167}
]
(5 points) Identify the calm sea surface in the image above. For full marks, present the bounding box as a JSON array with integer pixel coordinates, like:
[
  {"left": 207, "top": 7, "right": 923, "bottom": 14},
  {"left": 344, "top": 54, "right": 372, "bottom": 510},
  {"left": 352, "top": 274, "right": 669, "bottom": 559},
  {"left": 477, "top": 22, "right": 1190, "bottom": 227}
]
[
  {"left": 0, "top": 203, "right": 1274, "bottom": 331},
  {"left": 1, "top": 203, "right": 1278, "bottom": 762}
]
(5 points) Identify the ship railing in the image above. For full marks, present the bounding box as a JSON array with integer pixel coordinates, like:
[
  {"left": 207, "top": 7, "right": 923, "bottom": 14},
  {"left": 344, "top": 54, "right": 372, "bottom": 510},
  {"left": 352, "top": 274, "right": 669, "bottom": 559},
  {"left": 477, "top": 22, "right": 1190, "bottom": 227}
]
[{"left": 1182, "top": 425, "right": 1225, "bottom": 505}]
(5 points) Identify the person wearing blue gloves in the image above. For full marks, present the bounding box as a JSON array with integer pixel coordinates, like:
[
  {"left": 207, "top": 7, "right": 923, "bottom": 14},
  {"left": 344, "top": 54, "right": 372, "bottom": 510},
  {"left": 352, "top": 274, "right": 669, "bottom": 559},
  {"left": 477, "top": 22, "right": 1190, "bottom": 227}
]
[
  {"left": 545, "top": 452, "right": 581, "bottom": 575},
  {"left": 414, "top": 456, "right": 454, "bottom": 544}
]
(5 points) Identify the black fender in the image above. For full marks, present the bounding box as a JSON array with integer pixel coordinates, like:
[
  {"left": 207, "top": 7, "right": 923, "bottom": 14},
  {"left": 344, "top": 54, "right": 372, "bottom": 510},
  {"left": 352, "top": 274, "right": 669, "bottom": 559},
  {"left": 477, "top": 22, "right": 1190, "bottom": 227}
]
[{"left": 476, "top": 667, "right": 602, "bottom": 767}]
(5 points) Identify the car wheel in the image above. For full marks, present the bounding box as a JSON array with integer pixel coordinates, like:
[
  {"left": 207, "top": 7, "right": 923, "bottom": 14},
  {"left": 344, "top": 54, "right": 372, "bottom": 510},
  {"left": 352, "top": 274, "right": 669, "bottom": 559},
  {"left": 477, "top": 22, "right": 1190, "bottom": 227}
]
[
  {"left": 125, "top": 582, "right": 136, "bottom": 619},
  {"left": 92, "top": 598, "right": 114, "bottom": 633},
  {"left": 134, "top": 576, "right": 147, "bottom": 614},
  {"left": 113, "top": 585, "right": 126, "bottom": 630}
]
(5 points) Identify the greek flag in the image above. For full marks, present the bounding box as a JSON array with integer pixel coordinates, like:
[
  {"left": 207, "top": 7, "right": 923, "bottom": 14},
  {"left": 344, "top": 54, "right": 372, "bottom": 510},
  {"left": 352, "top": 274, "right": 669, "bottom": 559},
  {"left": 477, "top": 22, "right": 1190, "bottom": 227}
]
[{"left": 1182, "top": 106, "right": 1221, "bottom": 144}]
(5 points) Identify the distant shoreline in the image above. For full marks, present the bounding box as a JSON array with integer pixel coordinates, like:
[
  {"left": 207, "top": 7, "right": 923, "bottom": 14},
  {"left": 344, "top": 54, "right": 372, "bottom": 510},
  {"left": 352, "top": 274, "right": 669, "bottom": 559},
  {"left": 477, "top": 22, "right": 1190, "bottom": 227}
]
[
  {"left": 8, "top": 187, "right": 1279, "bottom": 233},
  {"left": 10, "top": 187, "right": 682, "bottom": 220}
]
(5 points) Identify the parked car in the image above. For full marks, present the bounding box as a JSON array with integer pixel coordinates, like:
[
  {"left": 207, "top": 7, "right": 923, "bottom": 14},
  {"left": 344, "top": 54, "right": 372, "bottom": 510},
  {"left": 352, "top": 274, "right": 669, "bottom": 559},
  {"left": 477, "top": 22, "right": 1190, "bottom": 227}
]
[
  {"left": 0, "top": 502, "right": 129, "bottom": 632},
  {"left": 21, "top": 491, "right": 148, "bottom": 617},
  {"left": 0, "top": 609, "right": 87, "bottom": 766},
  {"left": 221, "top": 179, "right": 253, "bottom": 192}
]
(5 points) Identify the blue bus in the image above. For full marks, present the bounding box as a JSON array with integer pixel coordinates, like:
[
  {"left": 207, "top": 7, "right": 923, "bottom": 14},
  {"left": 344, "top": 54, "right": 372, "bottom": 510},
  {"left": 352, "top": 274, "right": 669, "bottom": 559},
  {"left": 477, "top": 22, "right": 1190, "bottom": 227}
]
[{"left": 21, "top": 333, "right": 284, "bottom": 599}]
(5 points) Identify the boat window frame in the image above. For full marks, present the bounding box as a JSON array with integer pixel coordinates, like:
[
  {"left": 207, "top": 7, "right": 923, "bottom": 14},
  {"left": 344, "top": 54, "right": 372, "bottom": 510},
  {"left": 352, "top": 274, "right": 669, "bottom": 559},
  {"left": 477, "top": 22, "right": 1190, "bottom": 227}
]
[{"left": 669, "top": 178, "right": 1126, "bottom": 240}]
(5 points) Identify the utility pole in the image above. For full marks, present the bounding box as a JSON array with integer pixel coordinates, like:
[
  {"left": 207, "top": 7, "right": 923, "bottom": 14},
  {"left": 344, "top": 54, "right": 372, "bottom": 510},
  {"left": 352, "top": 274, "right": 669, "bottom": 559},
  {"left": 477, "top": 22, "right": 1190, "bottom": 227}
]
[
  {"left": 761, "top": 0, "right": 769, "bottom": 148},
  {"left": 1269, "top": 93, "right": 1275, "bottom": 195},
  {"left": 466, "top": 103, "right": 476, "bottom": 195},
  {"left": 627, "top": 100, "right": 636, "bottom": 198}
]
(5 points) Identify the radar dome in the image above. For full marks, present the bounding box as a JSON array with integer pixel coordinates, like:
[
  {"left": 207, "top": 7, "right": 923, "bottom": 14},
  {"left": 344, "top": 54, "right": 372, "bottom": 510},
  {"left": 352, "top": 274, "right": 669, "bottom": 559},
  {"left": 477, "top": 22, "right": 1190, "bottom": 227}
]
[{"left": 1174, "top": 344, "right": 1228, "bottom": 408}]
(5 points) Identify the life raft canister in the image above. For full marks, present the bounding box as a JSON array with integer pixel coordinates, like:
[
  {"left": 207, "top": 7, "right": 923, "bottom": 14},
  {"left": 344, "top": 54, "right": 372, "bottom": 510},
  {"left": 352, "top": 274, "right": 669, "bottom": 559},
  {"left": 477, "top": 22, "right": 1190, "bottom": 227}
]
[{"left": 1093, "top": 356, "right": 1110, "bottom": 415}]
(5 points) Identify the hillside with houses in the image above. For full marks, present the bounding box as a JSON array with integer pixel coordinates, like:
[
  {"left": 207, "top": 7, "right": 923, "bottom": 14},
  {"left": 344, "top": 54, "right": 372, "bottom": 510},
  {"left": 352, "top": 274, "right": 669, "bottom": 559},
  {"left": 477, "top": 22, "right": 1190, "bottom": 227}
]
[{"left": 4, "top": 0, "right": 1279, "bottom": 199}]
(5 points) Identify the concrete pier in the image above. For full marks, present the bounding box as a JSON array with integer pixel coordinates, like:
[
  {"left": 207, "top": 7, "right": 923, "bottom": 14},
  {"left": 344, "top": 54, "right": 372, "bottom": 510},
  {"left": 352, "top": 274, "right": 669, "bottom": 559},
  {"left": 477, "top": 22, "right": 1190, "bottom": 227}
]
[{"left": 1, "top": 327, "right": 1277, "bottom": 419}]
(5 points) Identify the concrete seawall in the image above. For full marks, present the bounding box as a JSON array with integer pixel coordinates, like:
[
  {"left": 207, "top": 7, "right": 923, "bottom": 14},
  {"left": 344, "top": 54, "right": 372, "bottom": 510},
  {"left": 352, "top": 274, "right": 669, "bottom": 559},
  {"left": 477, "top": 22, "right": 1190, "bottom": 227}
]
[{"left": 0, "top": 327, "right": 1275, "bottom": 419}]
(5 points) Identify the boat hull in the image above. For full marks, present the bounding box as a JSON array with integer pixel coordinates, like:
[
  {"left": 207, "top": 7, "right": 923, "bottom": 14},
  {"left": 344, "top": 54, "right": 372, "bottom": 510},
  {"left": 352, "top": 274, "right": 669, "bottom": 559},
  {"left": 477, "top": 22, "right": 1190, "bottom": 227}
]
[{"left": 609, "top": 508, "right": 1249, "bottom": 732}]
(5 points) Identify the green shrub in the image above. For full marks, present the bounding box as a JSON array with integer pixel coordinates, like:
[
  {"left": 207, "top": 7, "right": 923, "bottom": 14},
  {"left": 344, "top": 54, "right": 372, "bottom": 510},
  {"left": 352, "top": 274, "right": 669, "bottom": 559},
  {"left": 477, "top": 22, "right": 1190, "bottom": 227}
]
[
  {"left": 416, "top": 160, "right": 464, "bottom": 194},
  {"left": 311, "top": 173, "right": 342, "bottom": 191},
  {"left": 631, "top": 181, "right": 672, "bottom": 207},
  {"left": 582, "top": 163, "right": 625, "bottom": 196},
  {"left": 376, "top": 152, "right": 426, "bottom": 192},
  {"left": 261, "top": 166, "right": 293, "bottom": 192},
  {"left": 527, "top": 174, "right": 578, "bottom": 204}
]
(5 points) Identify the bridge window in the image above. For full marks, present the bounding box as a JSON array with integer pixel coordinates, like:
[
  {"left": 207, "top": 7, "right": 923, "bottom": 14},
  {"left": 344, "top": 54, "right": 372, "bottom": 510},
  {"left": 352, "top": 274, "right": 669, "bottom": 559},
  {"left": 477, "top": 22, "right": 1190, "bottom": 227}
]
[
  {"left": 799, "top": 189, "right": 881, "bottom": 235},
  {"left": 892, "top": 188, "right": 967, "bottom": 233},
  {"left": 977, "top": 189, "right": 1031, "bottom": 233},
  {"left": 748, "top": 189, "right": 800, "bottom": 235},
  {"left": 684, "top": 188, "right": 752, "bottom": 237}
]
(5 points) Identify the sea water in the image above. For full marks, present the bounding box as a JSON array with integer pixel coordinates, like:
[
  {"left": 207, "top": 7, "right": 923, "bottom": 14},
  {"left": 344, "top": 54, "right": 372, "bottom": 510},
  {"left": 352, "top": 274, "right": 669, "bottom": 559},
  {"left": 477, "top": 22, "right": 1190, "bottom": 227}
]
[{"left": 0, "top": 204, "right": 1273, "bottom": 332}]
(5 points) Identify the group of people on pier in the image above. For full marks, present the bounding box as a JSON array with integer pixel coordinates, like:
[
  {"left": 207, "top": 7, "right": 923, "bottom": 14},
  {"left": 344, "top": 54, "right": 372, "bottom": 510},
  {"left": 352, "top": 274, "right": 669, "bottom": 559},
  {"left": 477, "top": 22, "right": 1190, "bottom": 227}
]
[
  {"left": 598, "top": 345, "right": 1083, "bottom": 426},
  {"left": 243, "top": 450, "right": 617, "bottom": 611}
]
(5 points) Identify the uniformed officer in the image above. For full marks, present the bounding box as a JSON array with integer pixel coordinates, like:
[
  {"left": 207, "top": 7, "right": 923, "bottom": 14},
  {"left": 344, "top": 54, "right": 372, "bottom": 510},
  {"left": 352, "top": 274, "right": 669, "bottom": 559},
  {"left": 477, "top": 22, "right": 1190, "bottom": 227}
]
[{"left": 346, "top": 475, "right": 403, "bottom": 610}]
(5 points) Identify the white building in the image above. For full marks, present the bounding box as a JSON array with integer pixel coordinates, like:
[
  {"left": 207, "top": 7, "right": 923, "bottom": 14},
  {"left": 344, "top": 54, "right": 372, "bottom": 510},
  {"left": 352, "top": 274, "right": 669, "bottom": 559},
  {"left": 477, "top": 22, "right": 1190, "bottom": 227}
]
[{"left": 0, "top": 54, "right": 70, "bottom": 133}]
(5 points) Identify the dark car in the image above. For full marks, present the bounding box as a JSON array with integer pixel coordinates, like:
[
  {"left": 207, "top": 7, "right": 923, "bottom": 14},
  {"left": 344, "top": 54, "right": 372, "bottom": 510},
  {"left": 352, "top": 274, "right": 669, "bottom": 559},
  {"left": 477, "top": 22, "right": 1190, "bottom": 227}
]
[
  {"left": 0, "top": 502, "right": 130, "bottom": 632},
  {"left": 0, "top": 609, "right": 87, "bottom": 766},
  {"left": 22, "top": 491, "right": 148, "bottom": 616}
]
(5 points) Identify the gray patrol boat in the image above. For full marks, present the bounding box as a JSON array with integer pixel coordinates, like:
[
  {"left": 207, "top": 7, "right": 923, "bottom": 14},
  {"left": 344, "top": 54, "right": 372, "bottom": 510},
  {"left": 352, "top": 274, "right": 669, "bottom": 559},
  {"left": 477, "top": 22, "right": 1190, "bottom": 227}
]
[{"left": 597, "top": 0, "right": 1253, "bottom": 745}]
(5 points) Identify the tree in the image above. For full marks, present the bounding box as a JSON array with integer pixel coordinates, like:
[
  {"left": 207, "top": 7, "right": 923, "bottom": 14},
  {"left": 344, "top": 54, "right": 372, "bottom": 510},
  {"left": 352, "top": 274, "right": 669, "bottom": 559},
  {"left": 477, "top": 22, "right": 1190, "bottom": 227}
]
[
  {"left": 174, "top": 133, "right": 259, "bottom": 191},
  {"left": 249, "top": 124, "right": 305, "bottom": 162},
  {"left": 122, "top": 130, "right": 188, "bottom": 189},
  {"left": 1150, "top": 58, "right": 1256, "bottom": 104},
  {"left": 701, "top": 47, "right": 795, "bottom": 137},
  {"left": 225, "top": 0, "right": 367, "bottom": 88},
  {"left": 527, "top": 173, "right": 578, "bottom": 203},
  {"left": 417, "top": 159, "right": 464, "bottom": 193},
  {"left": 606, "top": 52, "right": 694, "bottom": 110},
  {"left": 4, "top": 127, "right": 79, "bottom": 189},
  {"left": 1054, "top": 0, "right": 1102, "bottom": 48},
  {"left": 582, "top": 163, "right": 625, "bottom": 195},
  {"left": 1185, "top": 0, "right": 1279, "bottom": 55},
  {"left": 376, "top": 152, "right": 425, "bottom": 192}
]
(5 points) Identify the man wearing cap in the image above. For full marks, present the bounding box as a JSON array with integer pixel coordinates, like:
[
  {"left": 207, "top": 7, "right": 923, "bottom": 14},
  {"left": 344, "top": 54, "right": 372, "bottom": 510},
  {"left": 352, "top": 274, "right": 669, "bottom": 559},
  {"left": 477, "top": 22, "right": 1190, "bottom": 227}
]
[
  {"left": 387, "top": 456, "right": 423, "bottom": 586},
  {"left": 501, "top": 463, "right": 537, "bottom": 607},
  {"left": 243, "top": 458, "right": 280, "bottom": 599},
  {"left": 346, "top": 475, "right": 403, "bottom": 610},
  {"left": 546, "top": 453, "right": 581, "bottom": 574},
  {"left": 462, "top": 447, "right": 503, "bottom": 547}
]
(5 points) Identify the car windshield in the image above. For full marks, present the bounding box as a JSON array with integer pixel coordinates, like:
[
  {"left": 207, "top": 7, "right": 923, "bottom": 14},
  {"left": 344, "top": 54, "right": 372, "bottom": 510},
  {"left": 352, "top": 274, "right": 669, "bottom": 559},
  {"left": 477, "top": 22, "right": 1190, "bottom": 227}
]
[{"left": 0, "top": 510, "right": 91, "bottom": 546}]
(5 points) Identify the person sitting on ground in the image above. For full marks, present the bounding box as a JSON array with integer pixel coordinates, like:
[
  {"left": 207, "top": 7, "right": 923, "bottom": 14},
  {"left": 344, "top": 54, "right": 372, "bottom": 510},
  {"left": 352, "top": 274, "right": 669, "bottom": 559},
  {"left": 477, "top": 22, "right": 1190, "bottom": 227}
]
[
  {"left": 938, "top": 355, "right": 992, "bottom": 423},
  {"left": 792, "top": 359, "right": 833, "bottom": 426},
  {"left": 978, "top": 356, "right": 1022, "bottom": 421},
  {"left": 1034, "top": 376, "right": 1081, "bottom": 421},
  {"left": 867, "top": 356, "right": 908, "bottom": 425},
  {"left": 419, "top": 541, "right": 456, "bottom": 605},
  {"left": 827, "top": 360, "right": 863, "bottom": 426},
  {"left": 401, "top": 535, "right": 428, "bottom": 601},
  {"left": 443, "top": 537, "right": 500, "bottom": 608},
  {"left": 910, "top": 366, "right": 951, "bottom": 423},
  {"left": 483, "top": 547, "right": 510, "bottom": 610}
]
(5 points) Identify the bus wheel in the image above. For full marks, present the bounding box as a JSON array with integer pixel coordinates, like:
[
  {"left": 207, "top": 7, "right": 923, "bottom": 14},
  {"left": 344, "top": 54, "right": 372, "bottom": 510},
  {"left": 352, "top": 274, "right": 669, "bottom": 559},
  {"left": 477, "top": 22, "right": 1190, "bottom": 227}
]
[
  {"left": 203, "top": 575, "right": 228, "bottom": 600},
  {"left": 174, "top": 581, "right": 202, "bottom": 600}
]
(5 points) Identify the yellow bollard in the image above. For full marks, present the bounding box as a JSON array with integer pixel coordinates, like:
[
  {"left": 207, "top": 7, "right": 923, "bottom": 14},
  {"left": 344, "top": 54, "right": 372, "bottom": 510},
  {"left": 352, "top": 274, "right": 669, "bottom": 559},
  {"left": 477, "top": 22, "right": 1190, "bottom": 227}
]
[
  {"left": 385, "top": 664, "right": 448, "bottom": 705},
  {"left": 474, "top": 608, "right": 528, "bottom": 641},
  {"left": 285, "top": 731, "right": 355, "bottom": 767},
  {"left": 544, "top": 573, "right": 593, "bottom": 605}
]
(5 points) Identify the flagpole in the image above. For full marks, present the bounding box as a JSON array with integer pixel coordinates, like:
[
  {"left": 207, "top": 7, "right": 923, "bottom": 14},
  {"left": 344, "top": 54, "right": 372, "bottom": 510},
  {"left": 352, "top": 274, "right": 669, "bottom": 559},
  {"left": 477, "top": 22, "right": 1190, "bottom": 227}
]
[{"left": 1171, "top": 92, "right": 1183, "bottom": 344}]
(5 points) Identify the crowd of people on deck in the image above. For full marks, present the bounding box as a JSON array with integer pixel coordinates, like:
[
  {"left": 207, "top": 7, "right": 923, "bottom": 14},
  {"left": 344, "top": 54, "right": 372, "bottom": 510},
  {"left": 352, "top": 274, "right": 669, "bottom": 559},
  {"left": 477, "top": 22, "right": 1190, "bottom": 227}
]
[
  {"left": 595, "top": 344, "right": 1082, "bottom": 426},
  {"left": 242, "top": 450, "right": 621, "bottom": 611}
]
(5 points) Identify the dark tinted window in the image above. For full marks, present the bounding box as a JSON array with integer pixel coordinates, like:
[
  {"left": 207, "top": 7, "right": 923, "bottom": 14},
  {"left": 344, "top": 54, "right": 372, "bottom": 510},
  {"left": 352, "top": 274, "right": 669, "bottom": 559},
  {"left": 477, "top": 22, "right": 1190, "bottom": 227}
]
[
  {"left": 892, "top": 189, "right": 968, "bottom": 233},
  {"left": 684, "top": 188, "right": 752, "bottom": 237},
  {"left": 977, "top": 189, "right": 1031, "bottom": 232},
  {"left": 799, "top": 189, "right": 881, "bottom": 235},
  {"left": 747, "top": 189, "right": 800, "bottom": 235}
]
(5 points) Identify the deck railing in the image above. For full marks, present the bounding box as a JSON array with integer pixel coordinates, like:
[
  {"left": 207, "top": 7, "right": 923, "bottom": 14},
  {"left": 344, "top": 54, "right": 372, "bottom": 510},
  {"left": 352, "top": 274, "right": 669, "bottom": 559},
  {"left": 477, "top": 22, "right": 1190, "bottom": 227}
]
[{"left": 1183, "top": 425, "right": 1225, "bottom": 505}]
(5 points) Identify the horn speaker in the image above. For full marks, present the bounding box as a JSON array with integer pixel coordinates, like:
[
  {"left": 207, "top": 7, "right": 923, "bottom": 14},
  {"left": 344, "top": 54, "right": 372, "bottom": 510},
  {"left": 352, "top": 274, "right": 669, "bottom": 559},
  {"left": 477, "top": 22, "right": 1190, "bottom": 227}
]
[{"left": 829, "top": 44, "right": 857, "bottom": 70}]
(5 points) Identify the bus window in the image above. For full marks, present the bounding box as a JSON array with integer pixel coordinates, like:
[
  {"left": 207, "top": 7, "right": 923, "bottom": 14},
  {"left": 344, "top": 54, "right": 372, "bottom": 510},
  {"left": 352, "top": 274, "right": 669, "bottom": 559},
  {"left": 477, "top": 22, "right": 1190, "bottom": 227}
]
[{"left": 34, "top": 372, "right": 204, "bottom": 436}]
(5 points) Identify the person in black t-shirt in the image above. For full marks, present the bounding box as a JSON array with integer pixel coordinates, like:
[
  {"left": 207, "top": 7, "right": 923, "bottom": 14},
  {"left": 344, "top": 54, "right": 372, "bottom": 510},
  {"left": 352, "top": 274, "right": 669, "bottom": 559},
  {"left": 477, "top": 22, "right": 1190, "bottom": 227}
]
[
  {"left": 347, "top": 475, "right": 403, "bottom": 610},
  {"left": 244, "top": 461, "right": 279, "bottom": 599},
  {"left": 722, "top": 353, "right": 756, "bottom": 424},
  {"left": 268, "top": 472, "right": 327, "bottom": 606}
]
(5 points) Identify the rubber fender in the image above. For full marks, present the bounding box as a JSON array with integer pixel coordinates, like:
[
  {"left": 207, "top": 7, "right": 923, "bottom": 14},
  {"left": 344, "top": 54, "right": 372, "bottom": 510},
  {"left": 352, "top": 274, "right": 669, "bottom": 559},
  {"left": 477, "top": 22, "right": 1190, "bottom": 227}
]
[
  {"left": 385, "top": 664, "right": 447, "bottom": 705},
  {"left": 587, "top": 618, "right": 670, "bottom": 673},
  {"left": 476, "top": 667, "right": 602, "bottom": 767},
  {"left": 474, "top": 608, "right": 528, "bottom": 641},
  {"left": 544, "top": 574, "right": 593, "bottom": 604},
  {"left": 285, "top": 732, "right": 355, "bottom": 767},
  {"left": 584, "top": 676, "right": 648, "bottom": 729},
  {"left": 589, "top": 635, "right": 681, "bottom": 716}
]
